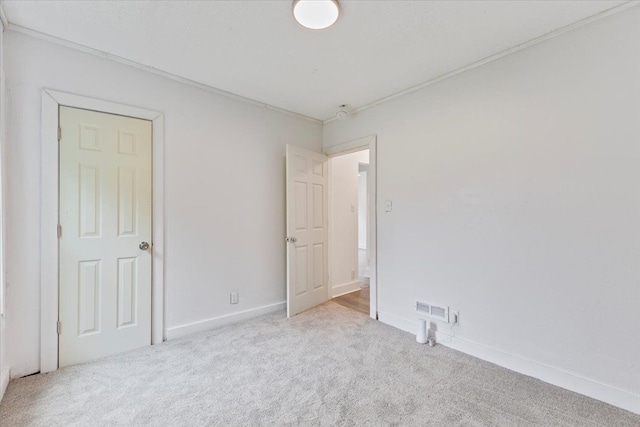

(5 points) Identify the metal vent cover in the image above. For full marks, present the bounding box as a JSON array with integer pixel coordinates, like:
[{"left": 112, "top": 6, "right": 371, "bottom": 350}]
[
  {"left": 416, "top": 301, "right": 430, "bottom": 315},
  {"left": 415, "top": 300, "right": 450, "bottom": 323}
]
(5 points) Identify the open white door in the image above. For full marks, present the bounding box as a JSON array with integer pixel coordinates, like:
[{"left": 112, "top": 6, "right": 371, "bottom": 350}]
[{"left": 286, "top": 145, "right": 329, "bottom": 317}]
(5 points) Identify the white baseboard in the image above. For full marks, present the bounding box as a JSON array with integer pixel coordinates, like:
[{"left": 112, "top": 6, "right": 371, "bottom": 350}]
[
  {"left": 166, "top": 301, "right": 286, "bottom": 341},
  {"left": 0, "top": 367, "right": 10, "bottom": 403},
  {"left": 377, "top": 311, "right": 640, "bottom": 415},
  {"left": 331, "top": 280, "right": 362, "bottom": 298}
]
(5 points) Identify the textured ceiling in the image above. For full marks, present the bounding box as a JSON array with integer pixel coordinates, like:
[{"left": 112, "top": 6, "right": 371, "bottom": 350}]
[{"left": 3, "top": 0, "right": 628, "bottom": 120}]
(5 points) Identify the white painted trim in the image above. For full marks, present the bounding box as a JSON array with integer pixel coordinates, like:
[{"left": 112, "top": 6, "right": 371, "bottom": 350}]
[
  {"left": 7, "top": 24, "right": 322, "bottom": 125},
  {"left": 166, "top": 301, "right": 286, "bottom": 341},
  {"left": 324, "top": 135, "right": 378, "bottom": 320},
  {"left": 377, "top": 311, "right": 640, "bottom": 415},
  {"left": 0, "top": 367, "right": 9, "bottom": 402},
  {"left": 330, "top": 280, "right": 361, "bottom": 298},
  {"left": 44, "top": 89, "right": 163, "bottom": 121},
  {"left": 40, "top": 89, "right": 165, "bottom": 373},
  {"left": 151, "top": 116, "right": 165, "bottom": 344},
  {"left": 322, "top": 1, "right": 640, "bottom": 123},
  {"left": 40, "top": 91, "right": 59, "bottom": 374},
  {"left": 324, "top": 135, "right": 375, "bottom": 156}
]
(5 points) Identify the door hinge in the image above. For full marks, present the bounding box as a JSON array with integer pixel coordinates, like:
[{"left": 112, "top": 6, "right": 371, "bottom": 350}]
[
  {"left": 57, "top": 127, "right": 62, "bottom": 142},
  {"left": 57, "top": 224, "right": 62, "bottom": 238},
  {"left": 57, "top": 321, "right": 62, "bottom": 335}
]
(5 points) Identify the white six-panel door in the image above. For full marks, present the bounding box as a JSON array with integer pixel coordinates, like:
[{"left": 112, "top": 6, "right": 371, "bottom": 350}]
[
  {"left": 59, "top": 107, "right": 152, "bottom": 367},
  {"left": 286, "top": 145, "right": 329, "bottom": 317}
]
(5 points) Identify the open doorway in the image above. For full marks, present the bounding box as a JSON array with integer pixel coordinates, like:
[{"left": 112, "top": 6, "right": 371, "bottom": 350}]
[
  {"left": 285, "top": 136, "right": 377, "bottom": 320},
  {"left": 329, "top": 149, "right": 370, "bottom": 315}
]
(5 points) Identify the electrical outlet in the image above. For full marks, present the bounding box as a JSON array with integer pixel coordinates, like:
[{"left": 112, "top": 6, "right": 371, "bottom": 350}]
[
  {"left": 450, "top": 311, "right": 459, "bottom": 325},
  {"left": 230, "top": 292, "right": 239, "bottom": 304}
]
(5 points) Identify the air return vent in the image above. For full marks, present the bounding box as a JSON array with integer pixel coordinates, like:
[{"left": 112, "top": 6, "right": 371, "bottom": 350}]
[{"left": 415, "top": 300, "right": 450, "bottom": 323}]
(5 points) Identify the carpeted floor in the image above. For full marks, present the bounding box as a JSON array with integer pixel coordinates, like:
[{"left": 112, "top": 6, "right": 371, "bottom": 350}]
[{"left": 1, "top": 302, "right": 638, "bottom": 426}]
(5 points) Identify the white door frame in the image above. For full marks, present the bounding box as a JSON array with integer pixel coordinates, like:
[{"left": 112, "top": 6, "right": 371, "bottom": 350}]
[
  {"left": 324, "top": 135, "right": 378, "bottom": 319},
  {"left": 40, "top": 89, "right": 165, "bottom": 373}
]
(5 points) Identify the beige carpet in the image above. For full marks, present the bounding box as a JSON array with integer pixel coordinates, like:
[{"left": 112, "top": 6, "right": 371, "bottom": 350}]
[{"left": 1, "top": 302, "right": 638, "bottom": 426}]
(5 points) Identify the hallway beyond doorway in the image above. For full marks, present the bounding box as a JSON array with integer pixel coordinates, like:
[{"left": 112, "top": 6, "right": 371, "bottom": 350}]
[{"left": 333, "top": 289, "right": 369, "bottom": 315}]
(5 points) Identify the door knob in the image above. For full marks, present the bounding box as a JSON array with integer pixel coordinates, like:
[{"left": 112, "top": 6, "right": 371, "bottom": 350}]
[
  {"left": 285, "top": 237, "right": 297, "bottom": 243},
  {"left": 139, "top": 241, "right": 150, "bottom": 250}
]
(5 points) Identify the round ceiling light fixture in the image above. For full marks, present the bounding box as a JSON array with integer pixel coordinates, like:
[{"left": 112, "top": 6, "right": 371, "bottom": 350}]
[{"left": 293, "top": 0, "right": 340, "bottom": 30}]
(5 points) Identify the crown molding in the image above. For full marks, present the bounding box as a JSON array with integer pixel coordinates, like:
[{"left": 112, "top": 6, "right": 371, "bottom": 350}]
[
  {"left": 6, "top": 23, "right": 322, "bottom": 124},
  {"left": 323, "top": 1, "right": 640, "bottom": 124},
  {"left": 2, "top": 1, "right": 637, "bottom": 126}
]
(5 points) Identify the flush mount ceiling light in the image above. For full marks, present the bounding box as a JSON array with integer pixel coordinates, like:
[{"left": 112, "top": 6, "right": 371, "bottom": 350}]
[{"left": 293, "top": 0, "right": 340, "bottom": 30}]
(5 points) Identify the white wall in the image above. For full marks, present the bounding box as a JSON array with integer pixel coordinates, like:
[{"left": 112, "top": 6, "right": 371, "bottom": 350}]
[
  {"left": 329, "top": 150, "right": 368, "bottom": 297},
  {"left": 0, "top": 20, "right": 9, "bottom": 399},
  {"left": 358, "top": 169, "right": 367, "bottom": 250},
  {"left": 4, "top": 30, "right": 322, "bottom": 378},
  {"left": 324, "top": 8, "right": 640, "bottom": 413}
]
